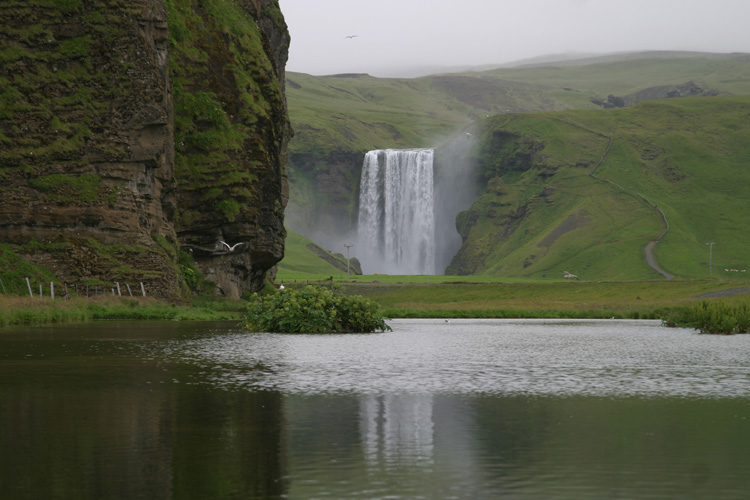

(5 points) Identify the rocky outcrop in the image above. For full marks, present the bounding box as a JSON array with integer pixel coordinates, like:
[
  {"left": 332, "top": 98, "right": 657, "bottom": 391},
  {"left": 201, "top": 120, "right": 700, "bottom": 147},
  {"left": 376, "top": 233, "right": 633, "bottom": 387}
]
[
  {"left": 168, "top": 0, "right": 291, "bottom": 298},
  {"left": 0, "top": 0, "right": 291, "bottom": 299},
  {"left": 593, "top": 81, "right": 721, "bottom": 108}
]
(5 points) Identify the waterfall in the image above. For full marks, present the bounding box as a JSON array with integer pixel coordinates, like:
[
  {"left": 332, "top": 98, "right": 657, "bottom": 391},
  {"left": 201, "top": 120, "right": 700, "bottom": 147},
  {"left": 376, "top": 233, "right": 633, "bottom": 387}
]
[{"left": 357, "top": 149, "right": 435, "bottom": 275}]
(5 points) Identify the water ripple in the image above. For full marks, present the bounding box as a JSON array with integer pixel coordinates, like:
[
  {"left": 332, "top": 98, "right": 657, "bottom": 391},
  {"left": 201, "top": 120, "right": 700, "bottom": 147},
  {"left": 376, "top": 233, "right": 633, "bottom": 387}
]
[{"left": 165, "top": 319, "right": 750, "bottom": 398}]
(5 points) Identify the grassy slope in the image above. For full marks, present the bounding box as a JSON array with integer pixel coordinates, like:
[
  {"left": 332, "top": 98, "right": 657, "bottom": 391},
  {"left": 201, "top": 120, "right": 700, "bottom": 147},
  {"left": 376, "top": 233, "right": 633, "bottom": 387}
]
[
  {"left": 286, "top": 73, "right": 472, "bottom": 153},
  {"left": 480, "top": 55, "right": 750, "bottom": 97},
  {"left": 284, "top": 94, "right": 750, "bottom": 282},
  {"left": 450, "top": 96, "right": 750, "bottom": 280},
  {"left": 286, "top": 53, "right": 750, "bottom": 154},
  {"left": 276, "top": 229, "right": 350, "bottom": 276},
  {"left": 284, "top": 52, "right": 750, "bottom": 279}
]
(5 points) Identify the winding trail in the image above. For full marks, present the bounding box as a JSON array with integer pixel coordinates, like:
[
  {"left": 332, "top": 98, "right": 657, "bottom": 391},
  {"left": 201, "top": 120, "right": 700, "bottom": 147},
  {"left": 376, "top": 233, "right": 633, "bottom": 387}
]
[
  {"left": 584, "top": 132, "right": 673, "bottom": 279},
  {"left": 644, "top": 241, "right": 674, "bottom": 279}
]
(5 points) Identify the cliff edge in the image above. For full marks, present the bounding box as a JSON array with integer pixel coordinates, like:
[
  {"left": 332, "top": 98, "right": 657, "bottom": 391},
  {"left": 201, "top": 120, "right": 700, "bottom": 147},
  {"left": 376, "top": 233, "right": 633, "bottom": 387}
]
[{"left": 0, "top": 0, "right": 290, "bottom": 299}]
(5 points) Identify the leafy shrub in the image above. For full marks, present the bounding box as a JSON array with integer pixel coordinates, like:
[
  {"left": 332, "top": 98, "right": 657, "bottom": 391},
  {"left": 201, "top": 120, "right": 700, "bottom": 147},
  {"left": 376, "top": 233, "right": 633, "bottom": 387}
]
[
  {"left": 243, "top": 285, "right": 391, "bottom": 333},
  {"left": 662, "top": 301, "right": 750, "bottom": 334}
]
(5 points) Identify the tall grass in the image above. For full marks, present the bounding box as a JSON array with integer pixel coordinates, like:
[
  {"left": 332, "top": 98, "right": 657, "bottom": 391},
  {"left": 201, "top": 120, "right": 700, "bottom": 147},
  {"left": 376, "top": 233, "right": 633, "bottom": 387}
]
[
  {"left": 0, "top": 296, "right": 239, "bottom": 327},
  {"left": 662, "top": 301, "right": 750, "bottom": 334}
]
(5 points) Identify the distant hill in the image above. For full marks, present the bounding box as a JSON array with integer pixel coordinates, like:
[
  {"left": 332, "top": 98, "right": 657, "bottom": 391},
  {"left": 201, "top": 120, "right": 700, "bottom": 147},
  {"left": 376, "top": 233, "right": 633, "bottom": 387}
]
[
  {"left": 286, "top": 51, "right": 750, "bottom": 155},
  {"left": 283, "top": 51, "right": 750, "bottom": 278}
]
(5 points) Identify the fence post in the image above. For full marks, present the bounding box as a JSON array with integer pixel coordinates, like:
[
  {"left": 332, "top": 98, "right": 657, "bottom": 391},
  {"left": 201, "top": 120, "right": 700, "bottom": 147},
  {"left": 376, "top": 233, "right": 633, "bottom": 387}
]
[
  {"left": 116, "top": 282, "right": 121, "bottom": 296},
  {"left": 26, "top": 277, "right": 33, "bottom": 298},
  {"left": 140, "top": 282, "right": 146, "bottom": 297},
  {"left": 51, "top": 282, "right": 55, "bottom": 300},
  {"left": 126, "top": 283, "right": 133, "bottom": 297},
  {"left": 0, "top": 277, "right": 6, "bottom": 295},
  {"left": 39, "top": 284, "right": 43, "bottom": 298}
]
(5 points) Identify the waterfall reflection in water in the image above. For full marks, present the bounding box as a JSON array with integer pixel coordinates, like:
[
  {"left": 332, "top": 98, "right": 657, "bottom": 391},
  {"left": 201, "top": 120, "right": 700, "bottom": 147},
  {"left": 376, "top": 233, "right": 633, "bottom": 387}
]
[{"left": 2, "top": 319, "right": 750, "bottom": 499}]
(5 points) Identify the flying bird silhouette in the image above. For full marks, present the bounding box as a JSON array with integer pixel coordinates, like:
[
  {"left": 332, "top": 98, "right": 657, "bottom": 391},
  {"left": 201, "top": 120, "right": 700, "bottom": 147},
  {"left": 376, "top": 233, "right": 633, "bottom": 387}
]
[
  {"left": 220, "top": 241, "right": 244, "bottom": 252},
  {"left": 344, "top": 35, "right": 358, "bottom": 39},
  {"left": 563, "top": 271, "right": 579, "bottom": 280}
]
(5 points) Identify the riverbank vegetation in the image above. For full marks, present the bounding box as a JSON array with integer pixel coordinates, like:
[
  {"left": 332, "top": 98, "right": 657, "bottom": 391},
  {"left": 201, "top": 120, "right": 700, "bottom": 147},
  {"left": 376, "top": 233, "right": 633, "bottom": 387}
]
[
  {"left": 0, "top": 296, "right": 239, "bottom": 327},
  {"left": 243, "top": 285, "right": 391, "bottom": 333},
  {"left": 662, "top": 301, "right": 750, "bottom": 334},
  {"left": 2, "top": 278, "right": 748, "bottom": 332}
]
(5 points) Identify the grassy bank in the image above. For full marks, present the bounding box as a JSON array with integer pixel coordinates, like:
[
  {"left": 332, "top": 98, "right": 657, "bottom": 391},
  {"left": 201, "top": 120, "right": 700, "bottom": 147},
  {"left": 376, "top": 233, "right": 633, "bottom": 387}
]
[
  {"left": 0, "top": 296, "right": 241, "bottom": 327},
  {"left": 662, "top": 301, "right": 750, "bottom": 334},
  {"left": 3, "top": 278, "right": 749, "bottom": 329},
  {"left": 332, "top": 278, "right": 750, "bottom": 320}
]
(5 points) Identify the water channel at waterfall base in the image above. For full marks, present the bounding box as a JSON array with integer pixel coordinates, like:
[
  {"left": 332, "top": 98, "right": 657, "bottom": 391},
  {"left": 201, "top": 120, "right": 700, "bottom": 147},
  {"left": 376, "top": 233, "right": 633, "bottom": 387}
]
[{"left": 2, "top": 319, "right": 750, "bottom": 499}]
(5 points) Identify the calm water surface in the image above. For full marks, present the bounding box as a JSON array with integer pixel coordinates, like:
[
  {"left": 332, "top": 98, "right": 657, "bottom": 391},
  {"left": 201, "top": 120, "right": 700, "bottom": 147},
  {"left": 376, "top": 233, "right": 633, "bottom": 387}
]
[{"left": 2, "top": 318, "right": 750, "bottom": 499}]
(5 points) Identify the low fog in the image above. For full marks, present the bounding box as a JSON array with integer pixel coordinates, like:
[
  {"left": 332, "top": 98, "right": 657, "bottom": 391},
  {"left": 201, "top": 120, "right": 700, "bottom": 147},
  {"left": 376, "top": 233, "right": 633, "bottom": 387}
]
[{"left": 279, "top": 0, "right": 750, "bottom": 78}]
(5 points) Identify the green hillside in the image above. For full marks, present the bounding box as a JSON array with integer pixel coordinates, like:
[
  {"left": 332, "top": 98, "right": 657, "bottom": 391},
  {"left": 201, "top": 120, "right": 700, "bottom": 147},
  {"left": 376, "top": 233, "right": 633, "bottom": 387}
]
[
  {"left": 449, "top": 96, "right": 750, "bottom": 280},
  {"left": 286, "top": 52, "right": 750, "bottom": 154},
  {"left": 277, "top": 229, "right": 360, "bottom": 278},
  {"left": 284, "top": 51, "right": 750, "bottom": 264}
]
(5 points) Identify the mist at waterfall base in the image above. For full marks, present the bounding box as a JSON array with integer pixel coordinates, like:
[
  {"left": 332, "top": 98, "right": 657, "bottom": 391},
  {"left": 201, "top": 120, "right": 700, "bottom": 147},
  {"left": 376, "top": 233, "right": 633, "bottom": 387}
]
[{"left": 356, "top": 140, "right": 477, "bottom": 275}]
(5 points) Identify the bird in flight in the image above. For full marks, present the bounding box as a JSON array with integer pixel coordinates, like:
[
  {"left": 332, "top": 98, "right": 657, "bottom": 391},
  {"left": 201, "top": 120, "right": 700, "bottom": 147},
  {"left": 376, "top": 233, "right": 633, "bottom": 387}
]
[
  {"left": 344, "top": 35, "right": 358, "bottom": 39},
  {"left": 221, "top": 241, "right": 244, "bottom": 252}
]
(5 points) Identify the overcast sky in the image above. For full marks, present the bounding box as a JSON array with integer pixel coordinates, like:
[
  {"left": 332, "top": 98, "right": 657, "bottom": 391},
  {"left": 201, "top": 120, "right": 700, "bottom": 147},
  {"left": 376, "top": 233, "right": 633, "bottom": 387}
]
[{"left": 278, "top": 0, "right": 750, "bottom": 77}]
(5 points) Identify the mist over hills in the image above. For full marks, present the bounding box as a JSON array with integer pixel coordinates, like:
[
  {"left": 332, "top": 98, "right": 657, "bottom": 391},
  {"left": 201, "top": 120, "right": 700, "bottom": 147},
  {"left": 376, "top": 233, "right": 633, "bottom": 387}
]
[
  {"left": 282, "top": 51, "right": 750, "bottom": 279},
  {"left": 368, "top": 50, "right": 743, "bottom": 78}
]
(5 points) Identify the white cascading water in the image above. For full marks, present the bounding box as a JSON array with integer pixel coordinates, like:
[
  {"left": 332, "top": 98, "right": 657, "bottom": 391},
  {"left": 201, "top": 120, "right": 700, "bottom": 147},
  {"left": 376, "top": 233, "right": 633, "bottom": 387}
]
[{"left": 357, "top": 149, "right": 435, "bottom": 275}]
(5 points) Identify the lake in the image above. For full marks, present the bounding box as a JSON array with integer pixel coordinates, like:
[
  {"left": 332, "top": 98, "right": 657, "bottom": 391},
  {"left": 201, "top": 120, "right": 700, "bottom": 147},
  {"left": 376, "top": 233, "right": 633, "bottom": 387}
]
[{"left": 1, "top": 318, "right": 749, "bottom": 499}]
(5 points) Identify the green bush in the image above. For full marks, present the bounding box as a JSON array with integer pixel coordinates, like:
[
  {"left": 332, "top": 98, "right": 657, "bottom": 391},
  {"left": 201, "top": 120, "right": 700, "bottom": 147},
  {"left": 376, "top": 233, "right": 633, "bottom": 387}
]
[
  {"left": 243, "top": 285, "right": 391, "bottom": 333},
  {"left": 662, "top": 301, "right": 750, "bottom": 334}
]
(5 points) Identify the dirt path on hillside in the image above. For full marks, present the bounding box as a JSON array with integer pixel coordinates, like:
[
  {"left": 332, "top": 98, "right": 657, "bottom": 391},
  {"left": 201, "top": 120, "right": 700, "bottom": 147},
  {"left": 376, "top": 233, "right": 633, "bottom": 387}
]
[
  {"left": 644, "top": 241, "right": 674, "bottom": 279},
  {"left": 586, "top": 134, "right": 673, "bottom": 279}
]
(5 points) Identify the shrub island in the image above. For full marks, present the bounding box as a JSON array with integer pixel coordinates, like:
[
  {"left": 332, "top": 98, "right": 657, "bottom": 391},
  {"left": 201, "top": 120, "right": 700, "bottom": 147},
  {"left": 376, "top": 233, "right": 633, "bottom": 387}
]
[{"left": 243, "top": 285, "right": 392, "bottom": 333}]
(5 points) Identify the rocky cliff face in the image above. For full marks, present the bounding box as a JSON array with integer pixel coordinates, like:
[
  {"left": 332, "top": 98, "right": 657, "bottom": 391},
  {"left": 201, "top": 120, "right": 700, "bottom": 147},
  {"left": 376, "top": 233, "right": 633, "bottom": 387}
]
[
  {"left": 168, "top": 0, "right": 291, "bottom": 298},
  {"left": 0, "top": 0, "right": 290, "bottom": 299}
]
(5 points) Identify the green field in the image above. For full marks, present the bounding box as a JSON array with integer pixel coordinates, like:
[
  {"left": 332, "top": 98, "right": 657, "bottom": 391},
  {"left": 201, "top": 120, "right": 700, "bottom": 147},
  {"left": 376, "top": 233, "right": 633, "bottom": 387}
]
[{"left": 273, "top": 269, "right": 750, "bottom": 320}]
